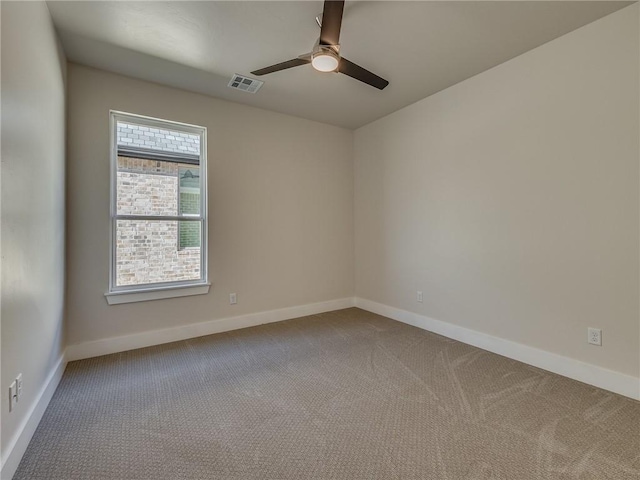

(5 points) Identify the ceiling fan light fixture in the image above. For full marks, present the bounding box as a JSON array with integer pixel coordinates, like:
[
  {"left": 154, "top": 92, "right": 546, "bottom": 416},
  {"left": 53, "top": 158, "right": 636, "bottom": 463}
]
[{"left": 311, "top": 50, "right": 339, "bottom": 72}]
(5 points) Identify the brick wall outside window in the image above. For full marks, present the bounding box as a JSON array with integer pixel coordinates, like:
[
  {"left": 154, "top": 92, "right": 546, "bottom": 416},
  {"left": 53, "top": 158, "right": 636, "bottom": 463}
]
[{"left": 117, "top": 122, "right": 200, "bottom": 155}]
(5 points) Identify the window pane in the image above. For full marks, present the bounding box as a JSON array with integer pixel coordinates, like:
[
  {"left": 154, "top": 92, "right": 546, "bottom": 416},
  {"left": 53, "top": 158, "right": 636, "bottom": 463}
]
[
  {"left": 117, "top": 158, "right": 202, "bottom": 217},
  {"left": 116, "top": 219, "right": 201, "bottom": 287},
  {"left": 116, "top": 120, "right": 200, "bottom": 217}
]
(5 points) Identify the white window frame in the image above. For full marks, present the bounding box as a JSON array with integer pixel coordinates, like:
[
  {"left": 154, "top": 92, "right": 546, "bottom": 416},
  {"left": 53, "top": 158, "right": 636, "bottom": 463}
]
[{"left": 105, "top": 111, "right": 210, "bottom": 305}]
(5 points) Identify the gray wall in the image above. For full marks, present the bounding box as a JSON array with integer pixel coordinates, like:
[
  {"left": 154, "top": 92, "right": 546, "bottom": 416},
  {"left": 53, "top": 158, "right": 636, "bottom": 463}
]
[
  {"left": 354, "top": 5, "right": 639, "bottom": 378},
  {"left": 65, "top": 64, "right": 354, "bottom": 345},
  {"left": 1, "top": 1, "right": 67, "bottom": 474}
]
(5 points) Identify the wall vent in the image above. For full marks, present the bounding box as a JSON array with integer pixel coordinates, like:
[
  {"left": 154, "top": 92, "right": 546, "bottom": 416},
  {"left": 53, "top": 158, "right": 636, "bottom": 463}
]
[{"left": 227, "top": 74, "right": 264, "bottom": 94}]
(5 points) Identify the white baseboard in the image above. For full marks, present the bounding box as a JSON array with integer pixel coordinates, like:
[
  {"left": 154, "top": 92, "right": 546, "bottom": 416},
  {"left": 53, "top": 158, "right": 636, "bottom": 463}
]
[
  {"left": 355, "top": 297, "right": 640, "bottom": 401},
  {"left": 66, "top": 297, "right": 356, "bottom": 361},
  {"left": 0, "top": 354, "right": 67, "bottom": 480}
]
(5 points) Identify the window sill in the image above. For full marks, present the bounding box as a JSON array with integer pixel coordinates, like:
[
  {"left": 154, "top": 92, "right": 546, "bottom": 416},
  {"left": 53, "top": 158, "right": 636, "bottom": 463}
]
[{"left": 105, "top": 283, "right": 211, "bottom": 305}]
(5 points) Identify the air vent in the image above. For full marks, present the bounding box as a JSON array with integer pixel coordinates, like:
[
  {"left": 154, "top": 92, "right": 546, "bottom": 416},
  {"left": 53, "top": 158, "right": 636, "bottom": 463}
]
[{"left": 227, "top": 74, "right": 264, "bottom": 94}]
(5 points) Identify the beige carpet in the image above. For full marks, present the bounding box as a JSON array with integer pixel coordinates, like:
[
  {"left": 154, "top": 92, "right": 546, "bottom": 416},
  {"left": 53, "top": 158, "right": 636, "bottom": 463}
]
[{"left": 15, "top": 308, "right": 640, "bottom": 479}]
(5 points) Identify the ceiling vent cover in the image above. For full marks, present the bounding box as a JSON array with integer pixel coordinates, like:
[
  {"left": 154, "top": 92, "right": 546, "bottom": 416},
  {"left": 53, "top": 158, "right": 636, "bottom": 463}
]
[{"left": 228, "top": 74, "right": 264, "bottom": 93}]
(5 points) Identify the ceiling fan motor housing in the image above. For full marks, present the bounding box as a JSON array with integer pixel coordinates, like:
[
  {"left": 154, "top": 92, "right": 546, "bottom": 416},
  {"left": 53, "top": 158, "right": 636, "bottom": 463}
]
[{"left": 311, "top": 42, "right": 340, "bottom": 72}]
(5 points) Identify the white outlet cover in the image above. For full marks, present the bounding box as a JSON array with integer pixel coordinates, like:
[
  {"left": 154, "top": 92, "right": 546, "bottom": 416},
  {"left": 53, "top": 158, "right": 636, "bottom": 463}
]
[
  {"left": 417, "top": 291, "right": 423, "bottom": 303},
  {"left": 9, "top": 380, "right": 16, "bottom": 412},
  {"left": 229, "top": 293, "right": 237, "bottom": 305},
  {"left": 587, "top": 327, "right": 602, "bottom": 346}
]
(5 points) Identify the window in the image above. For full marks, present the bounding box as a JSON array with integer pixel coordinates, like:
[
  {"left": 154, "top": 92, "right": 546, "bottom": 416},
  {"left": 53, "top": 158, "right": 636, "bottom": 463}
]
[{"left": 106, "top": 111, "right": 209, "bottom": 304}]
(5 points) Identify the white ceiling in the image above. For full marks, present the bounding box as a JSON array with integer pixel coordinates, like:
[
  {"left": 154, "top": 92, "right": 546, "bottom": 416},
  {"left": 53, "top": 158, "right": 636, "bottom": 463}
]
[{"left": 48, "top": 1, "right": 632, "bottom": 129}]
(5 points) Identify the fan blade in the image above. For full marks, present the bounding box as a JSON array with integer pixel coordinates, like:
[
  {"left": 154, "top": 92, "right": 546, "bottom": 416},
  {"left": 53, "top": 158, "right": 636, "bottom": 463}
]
[
  {"left": 338, "top": 57, "right": 389, "bottom": 90},
  {"left": 319, "top": 1, "right": 344, "bottom": 46},
  {"left": 251, "top": 57, "right": 310, "bottom": 76}
]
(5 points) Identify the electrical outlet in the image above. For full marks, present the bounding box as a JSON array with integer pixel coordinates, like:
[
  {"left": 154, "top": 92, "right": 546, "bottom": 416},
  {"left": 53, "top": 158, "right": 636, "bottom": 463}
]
[
  {"left": 8, "top": 380, "right": 17, "bottom": 412},
  {"left": 417, "top": 291, "right": 423, "bottom": 303},
  {"left": 229, "top": 293, "right": 237, "bottom": 305},
  {"left": 16, "top": 374, "right": 23, "bottom": 402},
  {"left": 587, "top": 328, "right": 602, "bottom": 346}
]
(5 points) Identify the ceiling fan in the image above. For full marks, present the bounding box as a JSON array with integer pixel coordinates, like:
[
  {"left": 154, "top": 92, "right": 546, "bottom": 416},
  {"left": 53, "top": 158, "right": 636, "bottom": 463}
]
[{"left": 251, "top": 0, "right": 389, "bottom": 90}]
